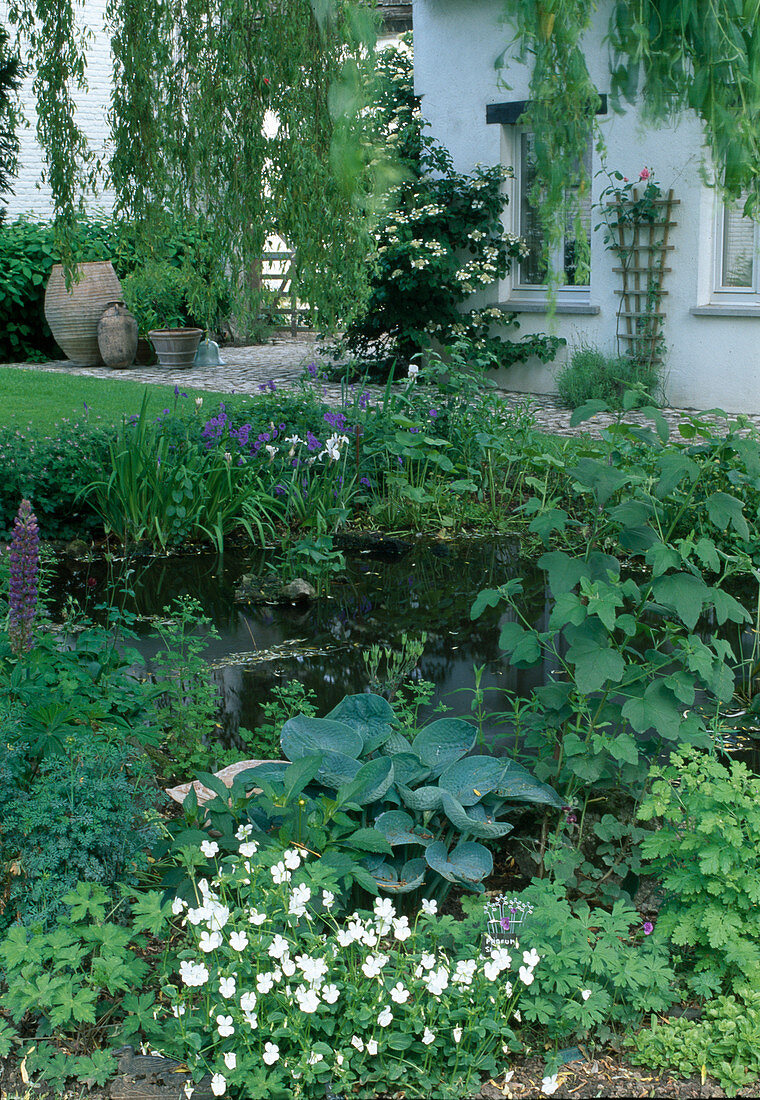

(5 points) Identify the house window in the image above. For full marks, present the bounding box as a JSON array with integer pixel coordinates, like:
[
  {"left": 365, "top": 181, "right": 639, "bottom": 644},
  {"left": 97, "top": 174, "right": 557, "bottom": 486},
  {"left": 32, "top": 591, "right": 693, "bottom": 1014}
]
[
  {"left": 513, "top": 131, "right": 592, "bottom": 296},
  {"left": 716, "top": 193, "right": 757, "bottom": 294}
]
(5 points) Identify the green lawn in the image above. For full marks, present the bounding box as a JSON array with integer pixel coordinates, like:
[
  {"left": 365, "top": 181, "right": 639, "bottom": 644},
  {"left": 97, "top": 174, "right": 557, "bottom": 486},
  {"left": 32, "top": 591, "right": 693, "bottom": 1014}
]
[{"left": 0, "top": 367, "right": 239, "bottom": 434}]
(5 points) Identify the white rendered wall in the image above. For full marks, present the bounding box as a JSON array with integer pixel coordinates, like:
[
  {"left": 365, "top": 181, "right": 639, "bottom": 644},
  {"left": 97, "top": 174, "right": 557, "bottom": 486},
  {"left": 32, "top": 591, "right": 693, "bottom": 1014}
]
[
  {"left": 413, "top": 0, "right": 760, "bottom": 413},
  {"left": 2, "top": 0, "right": 115, "bottom": 218}
]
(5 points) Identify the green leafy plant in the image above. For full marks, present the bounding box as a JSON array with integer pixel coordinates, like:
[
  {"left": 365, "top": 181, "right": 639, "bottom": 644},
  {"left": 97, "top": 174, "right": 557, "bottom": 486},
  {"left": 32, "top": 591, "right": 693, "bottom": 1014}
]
[
  {"left": 630, "top": 991, "right": 760, "bottom": 1097},
  {"left": 121, "top": 260, "right": 192, "bottom": 333},
  {"left": 556, "top": 344, "right": 660, "bottom": 410},
  {"left": 639, "top": 747, "right": 760, "bottom": 996},
  {"left": 227, "top": 693, "right": 563, "bottom": 902}
]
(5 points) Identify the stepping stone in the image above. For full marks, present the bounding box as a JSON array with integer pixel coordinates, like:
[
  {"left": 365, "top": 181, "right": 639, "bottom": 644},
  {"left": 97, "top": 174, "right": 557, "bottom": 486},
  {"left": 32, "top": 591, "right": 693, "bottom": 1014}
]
[{"left": 108, "top": 1046, "right": 214, "bottom": 1099}]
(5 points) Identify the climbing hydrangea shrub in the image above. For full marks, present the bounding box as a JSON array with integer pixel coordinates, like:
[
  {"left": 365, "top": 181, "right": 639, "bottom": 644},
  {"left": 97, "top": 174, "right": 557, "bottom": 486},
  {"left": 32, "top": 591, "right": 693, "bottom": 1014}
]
[{"left": 156, "top": 835, "right": 534, "bottom": 1098}]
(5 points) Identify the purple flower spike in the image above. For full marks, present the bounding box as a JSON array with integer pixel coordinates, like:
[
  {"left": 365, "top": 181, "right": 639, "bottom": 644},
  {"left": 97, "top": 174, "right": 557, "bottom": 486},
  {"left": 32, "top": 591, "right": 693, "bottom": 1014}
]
[
  {"left": 8, "top": 499, "right": 40, "bottom": 655},
  {"left": 307, "top": 362, "right": 318, "bottom": 378}
]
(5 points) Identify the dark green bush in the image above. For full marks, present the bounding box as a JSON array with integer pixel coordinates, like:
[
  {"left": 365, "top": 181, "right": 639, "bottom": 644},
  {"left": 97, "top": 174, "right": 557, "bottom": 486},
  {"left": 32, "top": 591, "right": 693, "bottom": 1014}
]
[
  {"left": 0, "top": 216, "right": 231, "bottom": 362},
  {"left": 555, "top": 345, "right": 660, "bottom": 409}
]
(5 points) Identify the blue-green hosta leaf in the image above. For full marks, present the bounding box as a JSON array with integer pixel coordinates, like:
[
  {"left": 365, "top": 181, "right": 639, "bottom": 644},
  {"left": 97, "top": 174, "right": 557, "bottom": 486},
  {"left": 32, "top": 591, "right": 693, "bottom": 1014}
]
[
  {"left": 381, "top": 730, "right": 414, "bottom": 755},
  {"left": 315, "top": 749, "right": 362, "bottom": 790},
  {"left": 371, "top": 857, "right": 427, "bottom": 894},
  {"left": 425, "top": 840, "right": 492, "bottom": 891},
  {"left": 341, "top": 757, "right": 394, "bottom": 806},
  {"left": 496, "top": 761, "right": 564, "bottom": 807},
  {"left": 438, "top": 755, "right": 506, "bottom": 807},
  {"left": 411, "top": 718, "right": 476, "bottom": 774},
  {"left": 234, "top": 762, "right": 290, "bottom": 788},
  {"left": 391, "top": 753, "right": 431, "bottom": 787},
  {"left": 374, "top": 809, "right": 435, "bottom": 847},
  {"left": 281, "top": 715, "right": 363, "bottom": 762},
  {"left": 440, "top": 791, "right": 513, "bottom": 839},
  {"left": 397, "top": 782, "right": 443, "bottom": 812},
  {"left": 326, "top": 694, "right": 396, "bottom": 753}
]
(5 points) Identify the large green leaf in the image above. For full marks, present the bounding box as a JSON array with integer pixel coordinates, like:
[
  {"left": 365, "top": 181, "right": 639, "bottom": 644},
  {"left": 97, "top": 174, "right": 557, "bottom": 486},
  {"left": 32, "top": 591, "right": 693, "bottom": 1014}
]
[
  {"left": 538, "top": 551, "right": 587, "bottom": 595},
  {"left": 381, "top": 730, "right": 413, "bottom": 755},
  {"left": 281, "top": 715, "right": 363, "bottom": 762},
  {"left": 397, "top": 783, "right": 443, "bottom": 812},
  {"left": 425, "top": 840, "right": 492, "bottom": 891},
  {"left": 411, "top": 718, "right": 476, "bottom": 773},
  {"left": 341, "top": 757, "right": 394, "bottom": 806},
  {"left": 705, "top": 491, "right": 749, "bottom": 540},
  {"left": 571, "top": 457, "right": 629, "bottom": 504},
  {"left": 371, "top": 857, "right": 427, "bottom": 894},
  {"left": 391, "top": 753, "right": 430, "bottom": 787},
  {"left": 440, "top": 791, "right": 513, "bottom": 839},
  {"left": 496, "top": 761, "right": 564, "bottom": 807},
  {"left": 438, "top": 755, "right": 506, "bottom": 806},
  {"left": 651, "top": 572, "right": 707, "bottom": 631},
  {"left": 565, "top": 620, "right": 625, "bottom": 693},
  {"left": 374, "top": 810, "right": 435, "bottom": 848},
  {"left": 314, "top": 749, "right": 362, "bottom": 790},
  {"left": 621, "top": 680, "right": 685, "bottom": 739},
  {"left": 326, "top": 694, "right": 396, "bottom": 753},
  {"left": 234, "top": 762, "right": 290, "bottom": 788}
]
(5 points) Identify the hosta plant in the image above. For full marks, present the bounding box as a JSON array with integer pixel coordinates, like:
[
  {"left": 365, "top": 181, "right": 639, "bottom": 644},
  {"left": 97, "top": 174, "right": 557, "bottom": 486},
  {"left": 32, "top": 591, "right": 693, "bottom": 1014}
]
[
  {"left": 154, "top": 835, "right": 530, "bottom": 1099},
  {"left": 179, "top": 693, "right": 562, "bottom": 904}
]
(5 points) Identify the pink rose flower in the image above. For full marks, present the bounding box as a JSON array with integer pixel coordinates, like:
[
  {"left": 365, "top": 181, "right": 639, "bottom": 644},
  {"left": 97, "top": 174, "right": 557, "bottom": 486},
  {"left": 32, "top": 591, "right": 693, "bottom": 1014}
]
[{"left": 639, "top": 167, "right": 651, "bottom": 181}]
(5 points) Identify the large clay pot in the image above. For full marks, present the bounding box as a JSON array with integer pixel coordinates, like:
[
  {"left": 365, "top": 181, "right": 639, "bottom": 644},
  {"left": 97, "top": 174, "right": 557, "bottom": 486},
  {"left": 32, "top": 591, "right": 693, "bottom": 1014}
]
[
  {"left": 44, "top": 261, "right": 124, "bottom": 366},
  {"left": 149, "top": 328, "right": 203, "bottom": 369},
  {"left": 97, "top": 301, "right": 138, "bottom": 369}
]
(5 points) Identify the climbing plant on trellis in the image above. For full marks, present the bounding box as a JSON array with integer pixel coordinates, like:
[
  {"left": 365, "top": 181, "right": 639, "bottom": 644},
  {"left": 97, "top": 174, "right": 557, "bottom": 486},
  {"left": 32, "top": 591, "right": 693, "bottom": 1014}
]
[{"left": 598, "top": 170, "right": 679, "bottom": 374}]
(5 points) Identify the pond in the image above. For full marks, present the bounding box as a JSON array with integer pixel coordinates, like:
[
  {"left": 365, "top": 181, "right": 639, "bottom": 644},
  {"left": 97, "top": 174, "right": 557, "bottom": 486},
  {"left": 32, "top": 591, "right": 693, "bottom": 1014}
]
[{"left": 52, "top": 537, "right": 551, "bottom": 752}]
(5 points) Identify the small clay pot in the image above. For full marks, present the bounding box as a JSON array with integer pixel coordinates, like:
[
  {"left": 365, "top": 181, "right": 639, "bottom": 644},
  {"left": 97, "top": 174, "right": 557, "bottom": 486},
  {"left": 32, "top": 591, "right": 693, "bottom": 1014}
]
[{"left": 97, "top": 301, "right": 138, "bottom": 369}]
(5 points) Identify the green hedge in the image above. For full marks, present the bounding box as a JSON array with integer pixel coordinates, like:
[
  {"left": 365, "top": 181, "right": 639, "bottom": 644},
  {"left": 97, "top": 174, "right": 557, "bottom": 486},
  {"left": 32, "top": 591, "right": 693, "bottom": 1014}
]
[{"left": 0, "top": 218, "right": 229, "bottom": 362}]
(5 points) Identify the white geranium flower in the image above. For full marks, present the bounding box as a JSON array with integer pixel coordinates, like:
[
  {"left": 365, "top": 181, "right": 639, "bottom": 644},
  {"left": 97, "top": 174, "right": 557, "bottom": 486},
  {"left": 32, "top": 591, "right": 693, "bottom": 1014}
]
[
  {"left": 235, "top": 823, "right": 253, "bottom": 840},
  {"left": 263, "top": 1042, "right": 280, "bottom": 1065},
  {"left": 408, "top": 364, "right": 420, "bottom": 379},
  {"left": 307, "top": 1052, "right": 324, "bottom": 1065},
  {"left": 289, "top": 883, "right": 312, "bottom": 918},
  {"left": 424, "top": 967, "right": 449, "bottom": 997},
  {"left": 296, "top": 986, "right": 320, "bottom": 1014},
  {"left": 541, "top": 1075, "right": 560, "bottom": 1096},
  {"left": 240, "top": 990, "right": 257, "bottom": 1013},
  {"left": 336, "top": 928, "right": 355, "bottom": 947},
  {"left": 239, "top": 840, "right": 258, "bottom": 858},
  {"left": 219, "top": 976, "right": 236, "bottom": 999},
  {"left": 271, "top": 862, "right": 291, "bottom": 884},
  {"left": 491, "top": 947, "right": 512, "bottom": 970},
  {"left": 361, "top": 928, "right": 379, "bottom": 948},
  {"left": 322, "top": 890, "right": 335, "bottom": 910},
  {"left": 453, "top": 1027, "right": 462, "bottom": 1044},
  {"left": 420, "top": 953, "right": 435, "bottom": 970},
  {"left": 421, "top": 898, "right": 438, "bottom": 916},
  {"left": 179, "top": 960, "right": 209, "bottom": 987},
  {"left": 186, "top": 906, "right": 207, "bottom": 926},
  {"left": 199, "top": 931, "right": 223, "bottom": 953},
  {"left": 377, "top": 1006, "right": 393, "bottom": 1027},
  {"left": 216, "top": 1015, "right": 234, "bottom": 1038},
  {"left": 453, "top": 959, "right": 478, "bottom": 986},
  {"left": 171, "top": 1003, "right": 186, "bottom": 1017},
  {"left": 229, "top": 930, "right": 248, "bottom": 952},
  {"left": 362, "top": 954, "right": 389, "bottom": 979},
  {"left": 171, "top": 897, "right": 187, "bottom": 915},
  {"left": 519, "top": 965, "right": 535, "bottom": 987},
  {"left": 223, "top": 1052, "right": 236, "bottom": 1071},
  {"left": 392, "top": 916, "right": 411, "bottom": 942},
  {"left": 322, "top": 984, "right": 340, "bottom": 1004},
  {"left": 421, "top": 1026, "right": 435, "bottom": 1045},
  {"left": 581, "top": 989, "right": 592, "bottom": 1001},
  {"left": 268, "top": 934, "right": 290, "bottom": 960},
  {"left": 483, "top": 960, "right": 499, "bottom": 982},
  {"left": 210, "top": 1073, "right": 226, "bottom": 1096},
  {"left": 374, "top": 897, "right": 396, "bottom": 923},
  {"left": 366, "top": 1039, "right": 378, "bottom": 1056},
  {"left": 256, "top": 972, "right": 275, "bottom": 994},
  {"left": 248, "top": 907, "right": 266, "bottom": 926},
  {"left": 523, "top": 948, "right": 540, "bottom": 968},
  {"left": 282, "top": 957, "right": 296, "bottom": 977},
  {"left": 205, "top": 902, "right": 230, "bottom": 932},
  {"left": 243, "top": 1011, "right": 258, "bottom": 1030},
  {"left": 283, "top": 848, "right": 302, "bottom": 870},
  {"left": 390, "top": 982, "right": 410, "bottom": 1004},
  {"left": 200, "top": 839, "right": 219, "bottom": 858},
  {"left": 351, "top": 1036, "right": 364, "bottom": 1052}
]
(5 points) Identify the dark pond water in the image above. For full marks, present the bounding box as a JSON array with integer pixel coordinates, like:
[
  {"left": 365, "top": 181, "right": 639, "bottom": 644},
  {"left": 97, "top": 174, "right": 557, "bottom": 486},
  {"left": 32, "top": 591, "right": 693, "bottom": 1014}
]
[{"left": 52, "top": 538, "right": 552, "bottom": 751}]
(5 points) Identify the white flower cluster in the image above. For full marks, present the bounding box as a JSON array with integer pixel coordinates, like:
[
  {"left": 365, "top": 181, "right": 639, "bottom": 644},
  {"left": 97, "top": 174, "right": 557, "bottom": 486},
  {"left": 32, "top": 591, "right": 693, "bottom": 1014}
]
[{"left": 166, "top": 845, "right": 538, "bottom": 1097}]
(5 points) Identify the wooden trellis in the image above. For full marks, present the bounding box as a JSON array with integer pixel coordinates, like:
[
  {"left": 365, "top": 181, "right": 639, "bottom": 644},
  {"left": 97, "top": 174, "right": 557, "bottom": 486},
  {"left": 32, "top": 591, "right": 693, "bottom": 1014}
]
[{"left": 608, "top": 189, "right": 679, "bottom": 371}]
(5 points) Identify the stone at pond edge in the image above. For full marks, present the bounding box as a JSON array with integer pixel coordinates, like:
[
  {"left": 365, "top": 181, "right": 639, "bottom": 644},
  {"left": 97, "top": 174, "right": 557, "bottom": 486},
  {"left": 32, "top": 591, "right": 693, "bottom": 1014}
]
[
  {"left": 109, "top": 1047, "right": 214, "bottom": 1099},
  {"left": 165, "top": 758, "right": 286, "bottom": 806},
  {"left": 280, "top": 578, "right": 317, "bottom": 602}
]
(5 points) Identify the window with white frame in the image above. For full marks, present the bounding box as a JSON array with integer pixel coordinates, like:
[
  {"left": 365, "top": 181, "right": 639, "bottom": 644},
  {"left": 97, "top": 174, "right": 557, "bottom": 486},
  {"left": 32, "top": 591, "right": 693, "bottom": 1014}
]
[
  {"left": 511, "top": 130, "right": 593, "bottom": 298},
  {"left": 715, "top": 192, "right": 758, "bottom": 297}
]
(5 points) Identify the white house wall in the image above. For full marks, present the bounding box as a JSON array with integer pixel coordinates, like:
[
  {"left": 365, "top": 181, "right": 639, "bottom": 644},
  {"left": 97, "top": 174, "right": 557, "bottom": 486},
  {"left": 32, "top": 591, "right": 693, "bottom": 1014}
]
[
  {"left": 413, "top": 0, "right": 760, "bottom": 413},
  {"left": 2, "top": 0, "right": 115, "bottom": 218}
]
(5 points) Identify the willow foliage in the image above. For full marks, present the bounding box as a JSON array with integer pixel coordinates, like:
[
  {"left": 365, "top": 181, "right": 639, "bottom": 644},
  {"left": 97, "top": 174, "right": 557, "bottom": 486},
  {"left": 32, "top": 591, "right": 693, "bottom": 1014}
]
[
  {"left": 7, "top": 0, "right": 385, "bottom": 325},
  {"left": 500, "top": 0, "right": 760, "bottom": 280}
]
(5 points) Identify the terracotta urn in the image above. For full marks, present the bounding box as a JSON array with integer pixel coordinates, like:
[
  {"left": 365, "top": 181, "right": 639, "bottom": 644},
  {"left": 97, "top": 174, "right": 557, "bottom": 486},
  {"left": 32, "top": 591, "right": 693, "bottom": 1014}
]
[
  {"left": 44, "top": 261, "right": 124, "bottom": 366},
  {"left": 149, "top": 328, "right": 203, "bottom": 369},
  {"left": 97, "top": 301, "right": 138, "bottom": 369}
]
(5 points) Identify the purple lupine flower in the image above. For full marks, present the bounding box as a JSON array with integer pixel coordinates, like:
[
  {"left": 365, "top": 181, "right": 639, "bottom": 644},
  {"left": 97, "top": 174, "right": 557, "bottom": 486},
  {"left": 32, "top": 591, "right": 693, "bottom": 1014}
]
[
  {"left": 306, "top": 362, "right": 318, "bottom": 378},
  {"left": 8, "top": 499, "right": 40, "bottom": 655},
  {"left": 324, "top": 411, "right": 347, "bottom": 431},
  {"left": 174, "top": 385, "right": 180, "bottom": 397},
  {"left": 359, "top": 392, "right": 369, "bottom": 410}
]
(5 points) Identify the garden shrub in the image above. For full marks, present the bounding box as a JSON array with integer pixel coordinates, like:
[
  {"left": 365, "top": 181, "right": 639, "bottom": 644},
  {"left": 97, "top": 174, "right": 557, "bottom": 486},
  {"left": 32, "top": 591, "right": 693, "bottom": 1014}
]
[
  {"left": 0, "top": 216, "right": 231, "bottom": 362},
  {"left": 336, "top": 43, "right": 564, "bottom": 380},
  {"left": 555, "top": 344, "right": 660, "bottom": 409},
  {"left": 639, "top": 748, "right": 760, "bottom": 997}
]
